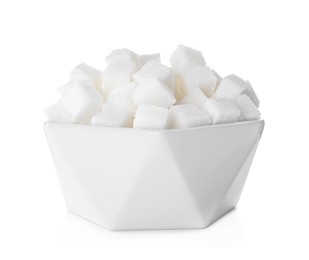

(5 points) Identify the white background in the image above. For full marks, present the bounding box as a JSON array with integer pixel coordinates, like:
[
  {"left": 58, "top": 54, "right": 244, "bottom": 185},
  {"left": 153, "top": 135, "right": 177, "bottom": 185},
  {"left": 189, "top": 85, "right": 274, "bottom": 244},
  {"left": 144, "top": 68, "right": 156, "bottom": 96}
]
[{"left": 0, "top": 0, "right": 308, "bottom": 259}]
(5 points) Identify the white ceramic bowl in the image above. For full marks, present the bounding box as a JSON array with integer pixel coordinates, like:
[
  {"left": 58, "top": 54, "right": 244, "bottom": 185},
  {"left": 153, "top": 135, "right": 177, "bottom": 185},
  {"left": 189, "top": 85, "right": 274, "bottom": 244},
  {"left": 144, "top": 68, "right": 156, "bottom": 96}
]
[{"left": 45, "top": 120, "right": 264, "bottom": 230}]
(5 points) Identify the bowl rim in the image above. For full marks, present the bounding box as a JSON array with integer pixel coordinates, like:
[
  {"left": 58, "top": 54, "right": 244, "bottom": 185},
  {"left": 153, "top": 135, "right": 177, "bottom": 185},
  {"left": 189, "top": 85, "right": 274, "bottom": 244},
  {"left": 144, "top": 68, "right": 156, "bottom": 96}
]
[{"left": 44, "top": 119, "right": 264, "bottom": 134}]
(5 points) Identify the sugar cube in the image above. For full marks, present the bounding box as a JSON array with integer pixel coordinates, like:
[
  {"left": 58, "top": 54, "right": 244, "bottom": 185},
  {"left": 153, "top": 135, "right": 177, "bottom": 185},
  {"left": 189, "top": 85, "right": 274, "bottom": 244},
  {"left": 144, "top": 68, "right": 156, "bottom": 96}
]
[
  {"left": 91, "top": 104, "right": 132, "bottom": 127},
  {"left": 245, "top": 80, "right": 260, "bottom": 107},
  {"left": 139, "top": 53, "right": 160, "bottom": 67},
  {"left": 175, "top": 77, "right": 185, "bottom": 101},
  {"left": 178, "top": 87, "right": 208, "bottom": 110},
  {"left": 44, "top": 99, "right": 72, "bottom": 123},
  {"left": 132, "top": 78, "right": 176, "bottom": 108},
  {"left": 62, "top": 81, "right": 103, "bottom": 124},
  {"left": 168, "top": 104, "right": 211, "bottom": 129},
  {"left": 181, "top": 66, "right": 217, "bottom": 97},
  {"left": 106, "top": 82, "right": 137, "bottom": 116},
  {"left": 233, "top": 94, "right": 261, "bottom": 121},
  {"left": 170, "top": 45, "right": 206, "bottom": 75},
  {"left": 133, "top": 60, "right": 175, "bottom": 92},
  {"left": 70, "top": 63, "right": 103, "bottom": 95},
  {"left": 102, "top": 60, "right": 138, "bottom": 97},
  {"left": 134, "top": 105, "right": 169, "bottom": 129},
  {"left": 58, "top": 82, "right": 72, "bottom": 96},
  {"left": 105, "top": 48, "right": 139, "bottom": 65},
  {"left": 214, "top": 74, "right": 260, "bottom": 107},
  {"left": 204, "top": 98, "right": 241, "bottom": 124},
  {"left": 212, "top": 69, "right": 222, "bottom": 88}
]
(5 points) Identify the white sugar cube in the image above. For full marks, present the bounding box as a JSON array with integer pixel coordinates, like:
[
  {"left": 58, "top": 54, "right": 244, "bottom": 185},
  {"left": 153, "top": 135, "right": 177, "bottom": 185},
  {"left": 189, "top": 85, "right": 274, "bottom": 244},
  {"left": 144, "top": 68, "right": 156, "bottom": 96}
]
[
  {"left": 62, "top": 81, "right": 103, "bottom": 124},
  {"left": 133, "top": 60, "right": 175, "bottom": 91},
  {"left": 214, "top": 74, "right": 260, "bottom": 107},
  {"left": 58, "top": 82, "right": 72, "bottom": 96},
  {"left": 139, "top": 53, "right": 160, "bottom": 67},
  {"left": 168, "top": 104, "right": 211, "bottom": 129},
  {"left": 245, "top": 80, "right": 260, "bottom": 108},
  {"left": 175, "top": 77, "right": 185, "bottom": 101},
  {"left": 204, "top": 98, "right": 241, "bottom": 124},
  {"left": 70, "top": 63, "right": 103, "bottom": 95},
  {"left": 170, "top": 45, "right": 206, "bottom": 75},
  {"left": 181, "top": 66, "right": 217, "bottom": 97},
  {"left": 45, "top": 99, "right": 72, "bottom": 123},
  {"left": 132, "top": 78, "right": 176, "bottom": 108},
  {"left": 178, "top": 87, "right": 208, "bottom": 110},
  {"left": 105, "top": 48, "right": 139, "bottom": 65},
  {"left": 106, "top": 82, "right": 137, "bottom": 116},
  {"left": 212, "top": 69, "right": 222, "bottom": 88},
  {"left": 134, "top": 105, "right": 169, "bottom": 129},
  {"left": 233, "top": 94, "right": 261, "bottom": 121},
  {"left": 91, "top": 104, "right": 132, "bottom": 127},
  {"left": 102, "top": 60, "right": 138, "bottom": 97}
]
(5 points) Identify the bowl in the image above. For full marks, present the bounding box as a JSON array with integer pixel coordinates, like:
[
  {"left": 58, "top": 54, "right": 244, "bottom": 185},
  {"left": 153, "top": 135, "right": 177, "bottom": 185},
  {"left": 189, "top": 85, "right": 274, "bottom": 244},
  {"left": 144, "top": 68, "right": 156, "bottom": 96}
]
[{"left": 44, "top": 120, "right": 264, "bottom": 230}]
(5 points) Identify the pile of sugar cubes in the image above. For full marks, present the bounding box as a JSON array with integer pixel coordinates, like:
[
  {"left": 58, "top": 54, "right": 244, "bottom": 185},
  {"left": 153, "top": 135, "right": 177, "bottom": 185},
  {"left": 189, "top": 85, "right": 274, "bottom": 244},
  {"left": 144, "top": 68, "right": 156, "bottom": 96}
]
[{"left": 45, "top": 45, "right": 261, "bottom": 129}]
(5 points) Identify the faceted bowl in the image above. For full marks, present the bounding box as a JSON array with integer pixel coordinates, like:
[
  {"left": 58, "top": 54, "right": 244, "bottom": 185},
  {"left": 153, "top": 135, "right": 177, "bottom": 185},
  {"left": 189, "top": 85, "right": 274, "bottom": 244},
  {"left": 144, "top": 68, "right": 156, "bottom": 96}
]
[{"left": 44, "top": 120, "right": 264, "bottom": 230}]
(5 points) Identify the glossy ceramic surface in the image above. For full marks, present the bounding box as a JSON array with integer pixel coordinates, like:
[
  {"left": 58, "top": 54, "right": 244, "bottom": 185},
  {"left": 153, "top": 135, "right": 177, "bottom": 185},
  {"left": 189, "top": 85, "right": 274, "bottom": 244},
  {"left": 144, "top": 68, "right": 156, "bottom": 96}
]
[{"left": 45, "top": 120, "right": 264, "bottom": 230}]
